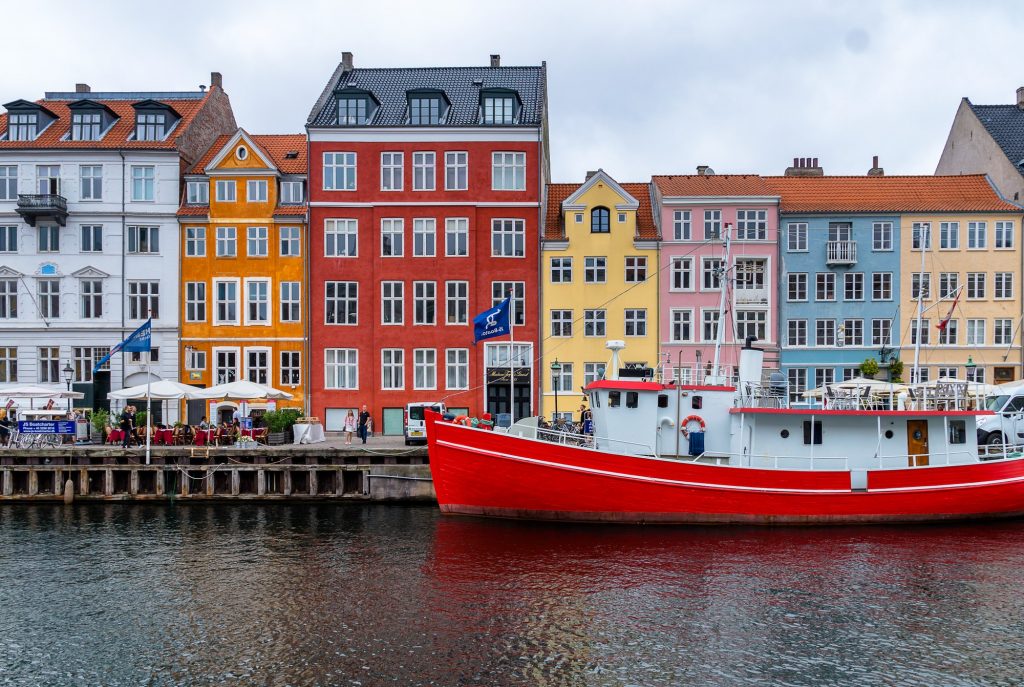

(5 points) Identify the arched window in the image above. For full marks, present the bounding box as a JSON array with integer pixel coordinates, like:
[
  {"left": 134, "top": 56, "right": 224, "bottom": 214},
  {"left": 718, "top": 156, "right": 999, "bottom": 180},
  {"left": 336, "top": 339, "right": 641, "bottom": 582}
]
[{"left": 591, "top": 207, "right": 610, "bottom": 233}]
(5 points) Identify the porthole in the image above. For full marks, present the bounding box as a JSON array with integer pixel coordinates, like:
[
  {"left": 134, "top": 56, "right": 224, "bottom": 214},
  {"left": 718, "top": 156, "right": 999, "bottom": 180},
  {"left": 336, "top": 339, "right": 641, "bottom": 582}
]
[
  {"left": 236, "top": 146, "right": 248, "bottom": 160},
  {"left": 780, "top": 429, "right": 790, "bottom": 439},
  {"left": 884, "top": 430, "right": 894, "bottom": 439}
]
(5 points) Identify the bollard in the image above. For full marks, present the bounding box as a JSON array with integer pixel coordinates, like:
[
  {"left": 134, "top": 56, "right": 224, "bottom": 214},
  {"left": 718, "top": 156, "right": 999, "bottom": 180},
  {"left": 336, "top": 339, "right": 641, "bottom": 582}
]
[{"left": 63, "top": 478, "right": 74, "bottom": 504}]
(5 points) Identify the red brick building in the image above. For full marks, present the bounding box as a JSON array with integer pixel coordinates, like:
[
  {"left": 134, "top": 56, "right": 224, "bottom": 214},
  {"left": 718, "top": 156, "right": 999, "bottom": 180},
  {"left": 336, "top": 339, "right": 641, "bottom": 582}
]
[{"left": 306, "top": 52, "right": 548, "bottom": 435}]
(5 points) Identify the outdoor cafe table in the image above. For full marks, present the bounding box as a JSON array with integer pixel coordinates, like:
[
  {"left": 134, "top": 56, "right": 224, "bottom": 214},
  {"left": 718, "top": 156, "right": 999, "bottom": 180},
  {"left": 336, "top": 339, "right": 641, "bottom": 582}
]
[
  {"left": 155, "top": 428, "right": 174, "bottom": 445},
  {"left": 193, "top": 429, "right": 216, "bottom": 446},
  {"left": 293, "top": 422, "right": 326, "bottom": 445},
  {"left": 106, "top": 428, "right": 125, "bottom": 444}
]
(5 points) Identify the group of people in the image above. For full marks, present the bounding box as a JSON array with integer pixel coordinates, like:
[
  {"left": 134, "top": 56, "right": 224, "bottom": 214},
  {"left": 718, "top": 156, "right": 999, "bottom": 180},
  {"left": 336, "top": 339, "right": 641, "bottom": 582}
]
[
  {"left": 342, "top": 405, "right": 372, "bottom": 445},
  {"left": 113, "top": 406, "right": 269, "bottom": 448},
  {"left": 538, "top": 404, "right": 594, "bottom": 434}
]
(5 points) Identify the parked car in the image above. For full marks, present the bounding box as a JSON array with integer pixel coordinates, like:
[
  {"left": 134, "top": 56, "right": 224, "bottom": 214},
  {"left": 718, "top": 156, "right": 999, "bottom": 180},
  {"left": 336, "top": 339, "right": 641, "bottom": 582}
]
[
  {"left": 405, "top": 402, "right": 446, "bottom": 445},
  {"left": 978, "top": 391, "right": 1024, "bottom": 445}
]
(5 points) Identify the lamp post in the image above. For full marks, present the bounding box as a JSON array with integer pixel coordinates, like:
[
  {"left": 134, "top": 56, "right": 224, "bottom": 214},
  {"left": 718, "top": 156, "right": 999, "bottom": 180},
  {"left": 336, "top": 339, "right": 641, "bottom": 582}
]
[
  {"left": 550, "top": 359, "right": 562, "bottom": 422},
  {"left": 965, "top": 355, "right": 976, "bottom": 381},
  {"left": 62, "top": 362, "right": 74, "bottom": 413}
]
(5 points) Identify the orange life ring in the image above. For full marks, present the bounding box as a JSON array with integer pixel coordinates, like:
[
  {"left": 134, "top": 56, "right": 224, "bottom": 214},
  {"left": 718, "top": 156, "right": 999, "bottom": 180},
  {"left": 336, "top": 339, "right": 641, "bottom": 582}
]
[
  {"left": 681, "top": 415, "right": 706, "bottom": 438},
  {"left": 453, "top": 415, "right": 470, "bottom": 426}
]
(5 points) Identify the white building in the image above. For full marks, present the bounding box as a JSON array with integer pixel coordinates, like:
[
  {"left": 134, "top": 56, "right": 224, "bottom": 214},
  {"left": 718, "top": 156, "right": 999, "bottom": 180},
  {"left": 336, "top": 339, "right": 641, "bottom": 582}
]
[{"left": 0, "top": 77, "right": 235, "bottom": 418}]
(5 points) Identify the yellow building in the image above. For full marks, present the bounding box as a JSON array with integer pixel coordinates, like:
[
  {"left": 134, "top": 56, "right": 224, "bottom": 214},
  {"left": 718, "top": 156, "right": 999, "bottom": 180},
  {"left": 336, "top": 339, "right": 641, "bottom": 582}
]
[
  {"left": 178, "top": 129, "right": 308, "bottom": 421},
  {"left": 542, "top": 171, "right": 660, "bottom": 420}
]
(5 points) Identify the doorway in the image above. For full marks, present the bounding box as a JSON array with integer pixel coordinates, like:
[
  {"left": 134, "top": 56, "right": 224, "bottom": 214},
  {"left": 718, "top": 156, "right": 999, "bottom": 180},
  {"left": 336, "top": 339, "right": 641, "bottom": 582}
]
[
  {"left": 907, "top": 419, "right": 929, "bottom": 466},
  {"left": 382, "top": 407, "right": 404, "bottom": 436}
]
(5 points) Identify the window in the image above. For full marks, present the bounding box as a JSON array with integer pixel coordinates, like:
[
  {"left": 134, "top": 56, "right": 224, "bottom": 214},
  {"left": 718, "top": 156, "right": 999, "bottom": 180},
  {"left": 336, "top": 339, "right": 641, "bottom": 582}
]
[
  {"left": 828, "top": 222, "right": 851, "bottom": 243},
  {"left": 872, "top": 272, "right": 892, "bottom": 300},
  {"left": 704, "top": 210, "right": 722, "bottom": 239},
  {"left": 841, "top": 319, "right": 864, "bottom": 346},
  {"left": 871, "top": 319, "right": 892, "bottom": 347},
  {"left": 491, "top": 218, "right": 524, "bottom": 257},
  {"left": 814, "top": 368, "right": 834, "bottom": 390},
  {"left": 0, "top": 280, "right": 16, "bottom": 318},
  {"left": 80, "top": 279, "right": 102, "bottom": 318},
  {"left": 131, "top": 166, "right": 155, "bottom": 201},
  {"left": 280, "top": 180, "right": 303, "bottom": 204},
  {"left": 381, "top": 281, "right": 404, "bottom": 325},
  {"left": 186, "top": 348, "right": 207, "bottom": 372},
  {"left": 414, "top": 349, "right": 437, "bottom": 390},
  {"left": 625, "top": 309, "right": 647, "bottom": 336},
  {"left": 325, "top": 281, "right": 358, "bottom": 325},
  {"left": 214, "top": 349, "right": 238, "bottom": 384},
  {"left": 736, "top": 310, "right": 767, "bottom": 341},
  {"left": 414, "top": 281, "right": 436, "bottom": 325},
  {"left": 995, "top": 319, "right": 1013, "bottom": 345},
  {"left": 214, "top": 280, "right": 238, "bottom": 324},
  {"left": 381, "top": 349, "right": 404, "bottom": 390},
  {"left": 186, "top": 181, "right": 208, "bottom": 204},
  {"left": 584, "top": 309, "right": 606, "bottom": 337},
  {"left": 844, "top": 273, "right": 864, "bottom": 301},
  {"left": 446, "top": 349, "right": 469, "bottom": 390},
  {"left": 325, "top": 349, "right": 358, "bottom": 389},
  {"left": 625, "top": 256, "right": 647, "bottom": 283},
  {"left": 80, "top": 165, "right": 102, "bottom": 200},
  {"left": 815, "top": 273, "right": 836, "bottom": 301},
  {"left": 910, "top": 319, "right": 930, "bottom": 345},
  {"left": 787, "top": 273, "right": 807, "bottom": 301},
  {"left": 788, "top": 319, "right": 807, "bottom": 346},
  {"left": 338, "top": 98, "right": 370, "bottom": 125},
  {"left": 550, "top": 309, "right": 573, "bottom": 337},
  {"left": 245, "top": 280, "right": 270, "bottom": 324},
  {"left": 550, "top": 257, "right": 572, "bottom": 283},
  {"left": 280, "top": 282, "right": 300, "bottom": 323},
  {"left": 445, "top": 218, "right": 468, "bottom": 257},
  {"left": 381, "top": 218, "right": 404, "bottom": 257},
  {"left": 445, "top": 152, "right": 468, "bottom": 191},
  {"left": 247, "top": 227, "right": 268, "bottom": 257},
  {"left": 967, "top": 272, "right": 986, "bottom": 300},
  {"left": 996, "top": 221, "right": 1014, "bottom": 249},
  {"left": 0, "top": 226, "right": 14, "bottom": 253},
  {"left": 446, "top": 281, "right": 468, "bottom": 325},
  {"left": 381, "top": 152, "right": 403, "bottom": 191},
  {"left": 939, "top": 221, "right": 959, "bottom": 249},
  {"left": 736, "top": 209, "right": 767, "bottom": 240},
  {"left": 280, "top": 351, "right": 301, "bottom": 387},
  {"left": 591, "top": 207, "right": 610, "bottom": 233},
  {"left": 80, "top": 225, "right": 102, "bottom": 253},
  {"left": 995, "top": 272, "right": 1013, "bottom": 299},
  {"left": 735, "top": 259, "right": 766, "bottom": 293},
  {"left": 912, "top": 222, "right": 931, "bottom": 250},
  {"left": 280, "top": 226, "right": 300, "bottom": 257},
  {"left": 413, "top": 218, "right": 436, "bottom": 256},
  {"left": 584, "top": 363, "right": 606, "bottom": 386},
  {"left": 803, "top": 420, "right": 823, "bottom": 446},
  {"left": 325, "top": 218, "right": 358, "bottom": 257},
  {"left": 939, "top": 272, "right": 959, "bottom": 299},
  {"left": 323, "top": 152, "right": 357, "bottom": 191},
  {"left": 585, "top": 257, "right": 607, "bottom": 283},
  {"left": 574, "top": 213, "right": 583, "bottom": 223},
  {"left": 0, "top": 166, "right": 16, "bottom": 200},
  {"left": 185, "top": 282, "right": 206, "bottom": 322},
  {"left": 551, "top": 362, "right": 574, "bottom": 393},
  {"left": 966, "top": 319, "right": 986, "bottom": 346},
  {"left": 910, "top": 367, "right": 929, "bottom": 385},
  {"left": 246, "top": 349, "right": 269, "bottom": 385},
  {"left": 911, "top": 273, "right": 931, "bottom": 300},
  {"left": 788, "top": 368, "right": 807, "bottom": 404},
  {"left": 483, "top": 96, "right": 515, "bottom": 124},
  {"left": 671, "top": 309, "right": 693, "bottom": 342},
  {"left": 938, "top": 319, "right": 959, "bottom": 345},
  {"left": 216, "top": 226, "right": 236, "bottom": 257},
  {"left": 491, "top": 282, "right": 525, "bottom": 325},
  {"left": 180, "top": 226, "right": 204, "bottom": 257},
  {"left": 215, "top": 180, "right": 236, "bottom": 202},
  {"left": 127, "top": 281, "right": 159, "bottom": 319},
  {"left": 36, "top": 165, "right": 59, "bottom": 195},
  {"left": 968, "top": 221, "right": 987, "bottom": 249},
  {"left": 38, "top": 225, "right": 59, "bottom": 252},
  {"left": 127, "top": 226, "right": 159, "bottom": 254},
  {"left": 0, "top": 347, "right": 16, "bottom": 383},
  {"left": 39, "top": 347, "right": 59, "bottom": 383},
  {"left": 702, "top": 258, "right": 722, "bottom": 290},
  {"left": 787, "top": 223, "right": 807, "bottom": 251},
  {"left": 135, "top": 113, "right": 165, "bottom": 140},
  {"left": 246, "top": 180, "right": 268, "bottom": 202},
  {"left": 492, "top": 152, "right": 526, "bottom": 191},
  {"left": 668, "top": 257, "right": 691, "bottom": 290},
  {"left": 873, "top": 222, "right": 893, "bottom": 251},
  {"left": 673, "top": 211, "right": 692, "bottom": 240},
  {"left": 38, "top": 280, "right": 59, "bottom": 318},
  {"left": 816, "top": 319, "right": 836, "bottom": 346},
  {"left": 412, "top": 152, "right": 435, "bottom": 191},
  {"left": 8, "top": 113, "right": 37, "bottom": 141}
]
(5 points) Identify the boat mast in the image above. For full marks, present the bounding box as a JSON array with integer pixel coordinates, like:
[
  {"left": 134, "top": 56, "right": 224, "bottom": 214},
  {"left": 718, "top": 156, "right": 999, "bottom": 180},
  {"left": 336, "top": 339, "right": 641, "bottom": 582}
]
[
  {"left": 911, "top": 223, "right": 927, "bottom": 384},
  {"left": 710, "top": 223, "right": 732, "bottom": 384}
]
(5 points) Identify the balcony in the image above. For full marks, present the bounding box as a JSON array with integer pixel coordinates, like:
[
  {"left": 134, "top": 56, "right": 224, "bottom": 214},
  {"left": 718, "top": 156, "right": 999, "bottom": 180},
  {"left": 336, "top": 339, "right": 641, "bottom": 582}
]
[
  {"left": 16, "top": 194, "right": 68, "bottom": 227},
  {"left": 734, "top": 287, "right": 769, "bottom": 305},
  {"left": 826, "top": 240, "right": 857, "bottom": 265}
]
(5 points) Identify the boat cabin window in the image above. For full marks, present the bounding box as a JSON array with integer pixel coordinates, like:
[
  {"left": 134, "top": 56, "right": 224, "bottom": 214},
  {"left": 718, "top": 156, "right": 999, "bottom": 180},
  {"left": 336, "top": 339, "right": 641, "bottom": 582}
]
[
  {"left": 692, "top": 395, "right": 702, "bottom": 410},
  {"left": 591, "top": 392, "right": 601, "bottom": 408},
  {"left": 948, "top": 420, "right": 966, "bottom": 445},
  {"left": 803, "top": 420, "right": 822, "bottom": 445},
  {"left": 657, "top": 394, "right": 668, "bottom": 408},
  {"left": 608, "top": 391, "right": 620, "bottom": 408},
  {"left": 626, "top": 392, "right": 639, "bottom": 408}
]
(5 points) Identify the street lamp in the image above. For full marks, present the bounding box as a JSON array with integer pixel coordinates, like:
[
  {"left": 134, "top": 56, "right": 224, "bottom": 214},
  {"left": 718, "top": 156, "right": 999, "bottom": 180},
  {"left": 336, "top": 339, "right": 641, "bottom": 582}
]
[
  {"left": 965, "top": 355, "right": 976, "bottom": 381},
  {"left": 550, "top": 359, "right": 562, "bottom": 421},
  {"left": 62, "top": 362, "right": 74, "bottom": 413}
]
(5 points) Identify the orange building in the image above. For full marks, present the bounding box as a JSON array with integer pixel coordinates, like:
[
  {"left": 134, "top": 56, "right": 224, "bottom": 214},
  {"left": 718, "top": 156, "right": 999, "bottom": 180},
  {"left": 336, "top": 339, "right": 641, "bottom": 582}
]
[{"left": 178, "top": 129, "right": 307, "bottom": 421}]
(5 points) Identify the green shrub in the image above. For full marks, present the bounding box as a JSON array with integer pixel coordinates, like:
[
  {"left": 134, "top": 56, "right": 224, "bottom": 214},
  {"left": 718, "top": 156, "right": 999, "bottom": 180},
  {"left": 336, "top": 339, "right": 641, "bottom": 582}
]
[
  {"left": 860, "top": 357, "right": 880, "bottom": 378},
  {"left": 89, "top": 409, "right": 109, "bottom": 433}
]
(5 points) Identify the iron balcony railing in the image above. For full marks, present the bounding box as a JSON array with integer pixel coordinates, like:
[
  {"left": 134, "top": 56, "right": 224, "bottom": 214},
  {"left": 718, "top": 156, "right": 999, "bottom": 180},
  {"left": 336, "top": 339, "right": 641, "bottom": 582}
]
[{"left": 17, "top": 193, "right": 67, "bottom": 212}]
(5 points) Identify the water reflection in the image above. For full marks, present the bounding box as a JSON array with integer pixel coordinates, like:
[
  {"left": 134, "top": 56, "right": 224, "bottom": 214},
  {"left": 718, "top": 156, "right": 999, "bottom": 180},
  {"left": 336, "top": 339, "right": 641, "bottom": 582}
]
[{"left": 0, "top": 505, "right": 1023, "bottom": 686}]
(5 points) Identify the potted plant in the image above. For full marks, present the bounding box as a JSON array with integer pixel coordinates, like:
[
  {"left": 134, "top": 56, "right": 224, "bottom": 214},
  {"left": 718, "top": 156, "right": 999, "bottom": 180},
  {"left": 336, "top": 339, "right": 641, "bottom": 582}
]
[
  {"left": 280, "top": 408, "right": 301, "bottom": 443},
  {"left": 889, "top": 359, "right": 905, "bottom": 384},
  {"left": 264, "top": 410, "right": 287, "bottom": 445},
  {"left": 89, "top": 409, "right": 109, "bottom": 445},
  {"left": 860, "top": 357, "right": 880, "bottom": 379}
]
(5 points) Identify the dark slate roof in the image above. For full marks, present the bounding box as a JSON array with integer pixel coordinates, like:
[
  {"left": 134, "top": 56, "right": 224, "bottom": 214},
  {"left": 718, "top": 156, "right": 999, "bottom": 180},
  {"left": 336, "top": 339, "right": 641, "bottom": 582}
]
[
  {"left": 307, "top": 65, "right": 545, "bottom": 128},
  {"left": 968, "top": 100, "right": 1024, "bottom": 172}
]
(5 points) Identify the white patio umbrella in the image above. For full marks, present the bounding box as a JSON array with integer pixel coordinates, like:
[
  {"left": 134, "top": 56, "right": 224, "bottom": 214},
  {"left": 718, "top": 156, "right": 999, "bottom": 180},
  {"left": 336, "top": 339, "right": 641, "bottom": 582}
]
[
  {"left": 108, "top": 379, "right": 207, "bottom": 400},
  {"left": 0, "top": 385, "right": 84, "bottom": 399},
  {"left": 196, "top": 380, "right": 294, "bottom": 401}
]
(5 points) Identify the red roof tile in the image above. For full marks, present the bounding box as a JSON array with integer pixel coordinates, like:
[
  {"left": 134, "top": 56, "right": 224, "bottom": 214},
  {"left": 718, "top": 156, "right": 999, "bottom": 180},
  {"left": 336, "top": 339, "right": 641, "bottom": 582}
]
[
  {"left": 273, "top": 205, "right": 307, "bottom": 216},
  {"left": 544, "top": 181, "right": 658, "bottom": 241},
  {"left": 652, "top": 174, "right": 773, "bottom": 197},
  {"left": 190, "top": 131, "right": 306, "bottom": 174},
  {"left": 177, "top": 206, "right": 209, "bottom": 217},
  {"left": 762, "top": 175, "right": 1022, "bottom": 213}
]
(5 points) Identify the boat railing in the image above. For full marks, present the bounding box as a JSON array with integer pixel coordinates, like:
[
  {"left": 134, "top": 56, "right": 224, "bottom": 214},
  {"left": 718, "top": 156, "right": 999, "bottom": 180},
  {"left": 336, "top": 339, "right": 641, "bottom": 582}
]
[
  {"left": 702, "top": 449, "right": 991, "bottom": 471},
  {"left": 905, "top": 383, "right": 981, "bottom": 412},
  {"left": 659, "top": 364, "right": 736, "bottom": 387}
]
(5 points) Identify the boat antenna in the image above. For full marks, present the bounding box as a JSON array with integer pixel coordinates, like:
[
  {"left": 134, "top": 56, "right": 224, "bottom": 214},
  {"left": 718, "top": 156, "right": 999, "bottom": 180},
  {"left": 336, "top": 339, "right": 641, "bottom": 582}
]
[{"left": 710, "top": 222, "right": 732, "bottom": 384}]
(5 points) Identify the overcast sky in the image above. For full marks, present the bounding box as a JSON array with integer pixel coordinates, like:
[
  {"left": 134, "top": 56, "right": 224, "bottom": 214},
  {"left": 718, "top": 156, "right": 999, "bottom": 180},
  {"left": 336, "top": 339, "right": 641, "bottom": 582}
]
[{"left": 5, "top": 0, "right": 1023, "bottom": 182}]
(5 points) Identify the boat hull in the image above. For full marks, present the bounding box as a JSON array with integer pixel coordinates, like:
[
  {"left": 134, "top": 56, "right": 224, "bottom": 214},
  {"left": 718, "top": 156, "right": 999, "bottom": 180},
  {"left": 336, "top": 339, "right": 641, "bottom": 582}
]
[{"left": 426, "top": 416, "right": 1024, "bottom": 525}]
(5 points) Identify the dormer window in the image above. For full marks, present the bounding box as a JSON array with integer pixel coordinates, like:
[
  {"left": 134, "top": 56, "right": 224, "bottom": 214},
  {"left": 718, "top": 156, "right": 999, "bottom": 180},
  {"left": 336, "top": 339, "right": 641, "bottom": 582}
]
[
  {"left": 71, "top": 113, "right": 101, "bottom": 141},
  {"left": 135, "top": 113, "right": 166, "bottom": 141},
  {"left": 409, "top": 97, "right": 441, "bottom": 125},
  {"left": 338, "top": 97, "right": 369, "bottom": 125},
  {"left": 591, "top": 207, "right": 610, "bottom": 234},
  {"left": 8, "top": 114, "right": 37, "bottom": 141},
  {"left": 481, "top": 90, "right": 519, "bottom": 125}
]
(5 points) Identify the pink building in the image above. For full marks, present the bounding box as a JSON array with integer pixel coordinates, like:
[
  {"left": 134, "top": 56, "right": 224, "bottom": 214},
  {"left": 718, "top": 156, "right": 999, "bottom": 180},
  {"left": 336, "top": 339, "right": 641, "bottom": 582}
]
[{"left": 651, "top": 174, "right": 781, "bottom": 381}]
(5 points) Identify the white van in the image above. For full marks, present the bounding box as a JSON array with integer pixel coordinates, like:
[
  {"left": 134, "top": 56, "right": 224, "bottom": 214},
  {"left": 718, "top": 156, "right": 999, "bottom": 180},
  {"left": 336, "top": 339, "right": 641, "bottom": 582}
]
[
  {"left": 405, "top": 402, "right": 446, "bottom": 445},
  {"left": 977, "top": 390, "right": 1024, "bottom": 445}
]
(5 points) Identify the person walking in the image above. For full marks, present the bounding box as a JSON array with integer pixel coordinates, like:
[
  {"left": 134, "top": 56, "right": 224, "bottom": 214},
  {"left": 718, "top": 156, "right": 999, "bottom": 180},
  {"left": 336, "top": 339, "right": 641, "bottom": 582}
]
[
  {"left": 343, "top": 410, "right": 357, "bottom": 445},
  {"left": 120, "top": 405, "right": 135, "bottom": 448},
  {"left": 357, "top": 405, "right": 371, "bottom": 444}
]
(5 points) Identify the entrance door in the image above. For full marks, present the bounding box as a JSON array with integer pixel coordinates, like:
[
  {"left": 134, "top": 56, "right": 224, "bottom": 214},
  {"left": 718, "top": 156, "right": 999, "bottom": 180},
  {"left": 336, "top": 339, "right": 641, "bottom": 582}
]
[
  {"left": 382, "top": 407, "right": 404, "bottom": 436},
  {"left": 486, "top": 382, "right": 531, "bottom": 427},
  {"left": 907, "top": 420, "right": 929, "bottom": 466}
]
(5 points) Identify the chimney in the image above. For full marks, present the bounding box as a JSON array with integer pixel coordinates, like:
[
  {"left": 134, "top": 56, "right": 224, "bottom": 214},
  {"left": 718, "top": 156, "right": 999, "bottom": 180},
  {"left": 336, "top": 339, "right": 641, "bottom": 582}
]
[
  {"left": 342, "top": 52, "right": 354, "bottom": 71},
  {"left": 784, "top": 156, "right": 824, "bottom": 177},
  {"left": 585, "top": 170, "right": 599, "bottom": 180},
  {"left": 1017, "top": 86, "right": 1024, "bottom": 109},
  {"left": 490, "top": 54, "right": 501, "bottom": 68},
  {"left": 867, "top": 155, "right": 885, "bottom": 176},
  {"left": 75, "top": 83, "right": 90, "bottom": 93},
  {"left": 210, "top": 72, "right": 223, "bottom": 90}
]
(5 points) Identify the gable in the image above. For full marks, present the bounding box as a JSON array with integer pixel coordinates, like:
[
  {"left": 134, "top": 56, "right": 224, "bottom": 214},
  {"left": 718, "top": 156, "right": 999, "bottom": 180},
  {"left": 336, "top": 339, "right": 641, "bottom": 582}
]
[
  {"left": 0, "top": 265, "right": 24, "bottom": 278},
  {"left": 562, "top": 170, "right": 639, "bottom": 211},
  {"left": 205, "top": 130, "right": 275, "bottom": 173},
  {"left": 71, "top": 266, "right": 111, "bottom": 279}
]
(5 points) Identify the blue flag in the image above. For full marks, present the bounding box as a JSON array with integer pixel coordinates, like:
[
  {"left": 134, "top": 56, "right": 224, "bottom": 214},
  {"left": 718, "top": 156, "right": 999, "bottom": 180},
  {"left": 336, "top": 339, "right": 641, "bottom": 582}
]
[
  {"left": 473, "top": 298, "right": 511, "bottom": 343},
  {"left": 93, "top": 319, "right": 152, "bottom": 373}
]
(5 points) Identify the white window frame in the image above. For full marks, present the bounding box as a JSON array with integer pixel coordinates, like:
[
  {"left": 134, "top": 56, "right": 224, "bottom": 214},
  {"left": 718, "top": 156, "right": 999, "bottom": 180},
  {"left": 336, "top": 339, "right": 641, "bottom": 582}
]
[
  {"left": 325, "top": 348, "right": 358, "bottom": 389},
  {"left": 280, "top": 226, "right": 301, "bottom": 257},
  {"left": 325, "top": 218, "right": 358, "bottom": 257},
  {"left": 243, "top": 278, "right": 271, "bottom": 326},
  {"left": 413, "top": 280, "right": 436, "bottom": 325},
  {"left": 185, "top": 281, "right": 207, "bottom": 323},
  {"left": 445, "top": 151, "right": 468, "bottom": 191},
  {"left": 872, "top": 222, "right": 893, "bottom": 251},
  {"left": 246, "top": 179, "right": 268, "bottom": 203},
  {"left": 412, "top": 151, "right": 436, "bottom": 191},
  {"left": 213, "top": 278, "right": 240, "bottom": 325},
  {"left": 445, "top": 280, "right": 468, "bottom": 326},
  {"left": 246, "top": 226, "right": 269, "bottom": 257},
  {"left": 413, "top": 348, "right": 437, "bottom": 390},
  {"left": 130, "top": 165, "right": 155, "bottom": 202},
  {"left": 213, "top": 347, "right": 240, "bottom": 385},
  {"left": 280, "top": 350, "right": 301, "bottom": 387},
  {"left": 279, "top": 281, "right": 301, "bottom": 323},
  {"left": 216, "top": 226, "right": 236, "bottom": 257},
  {"left": 381, "top": 348, "right": 405, "bottom": 390},
  {"left": 670, "top": 308, "right": 694, "bottom": 343},
  {"left": 381, "top": 152, "right": 404, "bottom": 191},
  {"left": 381, "top": 281, "right": 404, "bottom": 326},
  {"left": 670, "top": 257, "right": 693, "bottom": 292},
  {"left": 413, "top": 218, "right": 436, "bottom": 257},
  {"left": 325, "top": 281, "right": 359, "bottom": 325},
  {"left": 673, "top": 211, "right": 692, "bottom": 241},
  {"left": 787, "top": 223, "right": 808, "bottom": 252},
  {"left": 215, "top": 179, "right": 236, "bottom": 202},
  {"left": 445, "top": 217, "right": 468, "bottom": 257},
  {"left": 491, "top": 218, "right": 525, "bottom": 257},
  {"left": 323, "top": 152, "right": 357, "bottom": 191},
  {"left": 80, "top": 165, "right": 102, "bottom": 201},
  {"left": 446, "top": 348, "right": 469, "bottom": 390},
  {"left": 185, "top": 226, "right": 206, "bottom": 257},
  {"left": 491, "top": 152, "right": 526, "bottom": 191}
]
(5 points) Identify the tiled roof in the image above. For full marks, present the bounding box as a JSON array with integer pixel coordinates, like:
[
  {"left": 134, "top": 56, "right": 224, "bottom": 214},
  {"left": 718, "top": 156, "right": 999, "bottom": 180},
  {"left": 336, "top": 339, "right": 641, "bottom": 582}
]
[
  {"left": 544, "top": 181, "right": 658, "bottom": 241},
  {"left": 652, "top": 174, "right": 774, "bottom": 197},
  {"left": 190, "top": 131, "right": 307, "bottom": 174},
  {"left": 273, "top": 206, "right": 307, "bottom": 216},
  {"left": 762, "top": 174, "right": 1022, "bottom": 213},
  {"left": 308, "top": 65, "right": 545, "bottom": 128},
  {"left": 0, "top": 94, "right": 208, "bottom": 150},
  {"left": 177, "top": 206, "right": 209, "bottom": 217},
  {"left": 968, "top": 101, "right": 1024, "bottom": 175}
]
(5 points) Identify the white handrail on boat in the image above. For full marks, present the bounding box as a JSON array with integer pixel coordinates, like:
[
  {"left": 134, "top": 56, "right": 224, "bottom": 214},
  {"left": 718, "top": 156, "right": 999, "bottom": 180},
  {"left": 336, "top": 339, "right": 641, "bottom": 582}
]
[{"left": 685, "top": 449, "right": 995, "bottom": 471}]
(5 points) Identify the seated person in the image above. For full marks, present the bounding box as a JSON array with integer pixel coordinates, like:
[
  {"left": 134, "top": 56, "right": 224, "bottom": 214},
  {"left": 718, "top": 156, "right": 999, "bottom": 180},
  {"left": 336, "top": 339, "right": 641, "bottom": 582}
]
[{"left": 198, "top": 416, "right": 210, "bottom": 430}]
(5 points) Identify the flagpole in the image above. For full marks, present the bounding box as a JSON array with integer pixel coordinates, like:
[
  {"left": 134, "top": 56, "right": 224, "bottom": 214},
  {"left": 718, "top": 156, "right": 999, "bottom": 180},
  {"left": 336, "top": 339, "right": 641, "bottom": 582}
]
[
  {"left": 912, "top": 223, "right": 928, "bottom": 384},
  {"left": 509, "top": 292, "right": 516, "bottom": 426},
  {"left": 145, "top": 316, "right": 151, "bottom": 466}
]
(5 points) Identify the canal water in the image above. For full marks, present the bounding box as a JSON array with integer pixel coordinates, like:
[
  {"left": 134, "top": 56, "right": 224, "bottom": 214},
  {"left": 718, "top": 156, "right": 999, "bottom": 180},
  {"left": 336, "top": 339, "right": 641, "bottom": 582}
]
[{"left": 1, "top": 505, "right": 1023, "bottom": 686}]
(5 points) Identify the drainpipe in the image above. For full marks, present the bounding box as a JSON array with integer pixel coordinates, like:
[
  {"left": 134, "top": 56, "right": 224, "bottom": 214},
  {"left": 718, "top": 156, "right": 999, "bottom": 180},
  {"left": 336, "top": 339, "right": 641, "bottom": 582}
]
[
  {"left": 303, "top": 135, "right": 311, "bottom": 417},
  {"left": 119, "top": 150, "right": 126, "bottom": 391}
]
